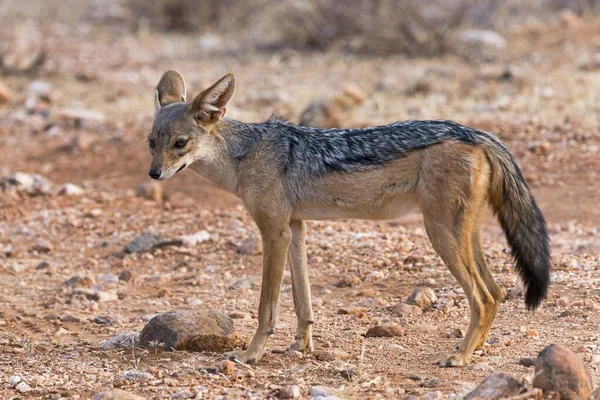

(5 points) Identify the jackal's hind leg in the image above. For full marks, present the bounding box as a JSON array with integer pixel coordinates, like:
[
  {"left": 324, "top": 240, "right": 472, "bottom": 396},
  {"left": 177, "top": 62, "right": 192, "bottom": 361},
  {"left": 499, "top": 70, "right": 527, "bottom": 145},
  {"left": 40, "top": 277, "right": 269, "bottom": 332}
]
[{"left": 287, "top": 220, "right": 314, "bottom": 352}]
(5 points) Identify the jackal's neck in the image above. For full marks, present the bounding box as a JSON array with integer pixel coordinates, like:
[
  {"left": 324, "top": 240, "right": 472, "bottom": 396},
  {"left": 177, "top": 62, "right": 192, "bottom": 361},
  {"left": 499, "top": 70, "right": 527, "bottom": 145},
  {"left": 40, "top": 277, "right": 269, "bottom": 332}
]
[{"left": 218, "top": 119, "right": 267, "bottom": 160}]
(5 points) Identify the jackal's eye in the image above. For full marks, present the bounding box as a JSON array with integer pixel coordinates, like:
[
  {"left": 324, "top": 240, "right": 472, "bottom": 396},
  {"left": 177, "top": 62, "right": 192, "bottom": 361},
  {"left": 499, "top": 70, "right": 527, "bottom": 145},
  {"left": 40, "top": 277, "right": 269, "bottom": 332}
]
[
  {"left": 175, "top": 139, "right": 188, "bottom": 148},
  {"left": 148, "top": 139, "right": 156, "bottom": 149}
]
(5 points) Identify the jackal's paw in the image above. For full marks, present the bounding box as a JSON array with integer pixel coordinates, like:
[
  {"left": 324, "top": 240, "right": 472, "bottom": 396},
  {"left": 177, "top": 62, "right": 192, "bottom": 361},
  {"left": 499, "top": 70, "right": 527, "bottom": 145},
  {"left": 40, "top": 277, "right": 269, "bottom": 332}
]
[
  {"left": 436, "top": 354, "right": 469, "bottom": 367},
  {"left": 223, "top": 349, "right": 261, "bottom": 364},
  {"left": 288, "top": 338, "right": 313, "bottom": 353}
]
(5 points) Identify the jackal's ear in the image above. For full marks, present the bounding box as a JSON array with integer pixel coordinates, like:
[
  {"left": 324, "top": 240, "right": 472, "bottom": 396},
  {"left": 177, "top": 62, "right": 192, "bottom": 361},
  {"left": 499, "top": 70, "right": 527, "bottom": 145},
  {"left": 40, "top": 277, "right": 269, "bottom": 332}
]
[
  {"left": 155, "top": 70, "right": 186, "bottom": 111},
  {"left": 188, "top": 73, "right": 235, "bottom": 124}
]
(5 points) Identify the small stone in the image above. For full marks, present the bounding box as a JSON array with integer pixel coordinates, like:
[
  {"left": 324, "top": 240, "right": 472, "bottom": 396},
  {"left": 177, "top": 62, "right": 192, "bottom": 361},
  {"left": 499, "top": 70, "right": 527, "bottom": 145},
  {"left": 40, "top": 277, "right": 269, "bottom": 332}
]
[
  {"left": 518, "top": 357, "right": 536, "bottom": 367},
  {"left": 555, "top": 297, "right": 569, "bottom": 307},
  {"left": 316, "top": 349, "right": 349, "bottom": 361},
  {"left": 309, "top": 386, "right": 332, "bottom": 398},
  {"left": 31, "top": 238, "right": 52, "bottom": 253},
  {"left": 136, "top": 181, "right": 163, "bottom": 202},
  {"left": 117, "top": 370, "right": 154, "bottom": 381},
  {"left": 8, "top": 374, "right": 21, "bottom": 387},
  {"left": 97, "top": 291, "right": 119, "bottom": 302},
  {"left": 229, "top": 311, "right": 251, "bottom": 319},
  {"left": 157, "top": 288, "right": 171, "bottom": 298},
  {"left": 465, "top": 372, "right": 525, "bottom": 399},
  {"left": 94, "top": 316, "right": 115, "bottom": 325},
  {"left": 119, "top": 270, "right": 133, "bottom": 282},
  {"left": 65, "top": 275, "right": 94, "bottom": 288},
  {"left": 394, "top": 303, "right": 422, "bottom": 317},
  {"left": 179, "top": 231, "right": 211, "bottom": 246},
  {"left": 57, "top": 183, "right": 85, "bottom": 196},
  {"left": 421, "top": 377, "right": 441, "bottom": 388},
  {"left": 338, "top": 306, "right": 367, "bottom": 315},
  {"left": 421, "top": 391, "right": 443, "bottom": 400},
  {"left": 470, "top": 362, "right": 492, "bottom": 372},
  {"left": 533, "top": 344, "right": 593, "bottom": 400},
  {"left": 236, "top": 236, "right": 261, "bottom": 255},
  {"left": 15, "top": 381, "right": 32, "bottom": 393},
  {"left": 524, "top": 329, "right": 539, "bottom": 338},
  {"left": 406, "top": 287, "right": 437, "bottom": 309},
  {"left": 139, "top": 310, "right": 243, "bottom": 352},
  {"left": 124, "top": 232, "right": 182, "bottom": 253},
  {"left": 365, "top": 323, "right": 405, "bottom": 338},
  {"left": 91, "top": 389, "right": 146, "bottom": 400},
  {"left": 364, "top": 271, "right": 385, "bottom": 282},
  {"left": 357, "top": 288, "right": 376, "bottom": 297},
  {"left": 218, "top": 360, "right": 235, "bottom": 375},
  {"left": 100, "top": 332, "right": 140, "bottom": 350},
  {"left": 336, "top": 275, "right": 361, "bottom": 288},
  {"left": 279, "top": 385, "right": 301, "bottom": 399}
]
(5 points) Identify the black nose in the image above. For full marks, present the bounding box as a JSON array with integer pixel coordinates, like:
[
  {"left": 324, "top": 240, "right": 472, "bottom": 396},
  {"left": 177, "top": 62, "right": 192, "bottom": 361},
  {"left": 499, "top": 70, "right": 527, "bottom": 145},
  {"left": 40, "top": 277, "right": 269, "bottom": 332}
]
[{"left": 148, "top": 169, "right": 161, "bottom": 180}]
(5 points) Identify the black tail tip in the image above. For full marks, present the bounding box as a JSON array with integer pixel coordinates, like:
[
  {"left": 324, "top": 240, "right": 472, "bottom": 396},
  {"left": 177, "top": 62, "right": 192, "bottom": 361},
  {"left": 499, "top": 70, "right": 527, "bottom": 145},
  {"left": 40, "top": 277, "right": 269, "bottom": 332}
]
[{"left": 525, "top": 280, "right": 549, "bottom": 311}]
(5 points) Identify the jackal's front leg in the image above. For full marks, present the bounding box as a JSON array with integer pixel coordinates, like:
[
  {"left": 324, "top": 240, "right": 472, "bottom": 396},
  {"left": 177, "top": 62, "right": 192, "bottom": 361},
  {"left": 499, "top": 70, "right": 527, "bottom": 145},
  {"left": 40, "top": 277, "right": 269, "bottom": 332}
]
[
  {"left": 287, "top": 220, "right": 314, "bottom": 353},
  {"left": 225, "top": 220, "right": 292, "bottom": 363}
]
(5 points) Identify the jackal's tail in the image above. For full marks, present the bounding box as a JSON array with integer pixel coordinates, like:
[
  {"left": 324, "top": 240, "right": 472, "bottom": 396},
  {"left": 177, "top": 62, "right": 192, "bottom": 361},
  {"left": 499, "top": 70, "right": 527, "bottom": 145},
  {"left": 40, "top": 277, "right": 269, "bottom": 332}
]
[{"left": 478, "top": 134, "right": 551, "bottom": 309}]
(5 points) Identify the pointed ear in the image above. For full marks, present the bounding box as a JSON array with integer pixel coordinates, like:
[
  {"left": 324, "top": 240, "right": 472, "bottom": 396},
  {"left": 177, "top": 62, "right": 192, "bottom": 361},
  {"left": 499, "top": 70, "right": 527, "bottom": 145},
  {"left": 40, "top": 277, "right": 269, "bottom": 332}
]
[
  {"left": 155, "top": 70, "right": 186, "bottom": 111},
  {"left": 187, "top": 73, "right": 235, "bottom": 123}
]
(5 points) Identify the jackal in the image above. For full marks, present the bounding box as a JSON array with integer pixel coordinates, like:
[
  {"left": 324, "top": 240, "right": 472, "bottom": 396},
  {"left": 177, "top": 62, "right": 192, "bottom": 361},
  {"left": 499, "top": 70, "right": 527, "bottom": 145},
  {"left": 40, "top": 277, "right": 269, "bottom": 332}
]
[{"left": 147, "top": 70, "right": 550, "bottom": 367}]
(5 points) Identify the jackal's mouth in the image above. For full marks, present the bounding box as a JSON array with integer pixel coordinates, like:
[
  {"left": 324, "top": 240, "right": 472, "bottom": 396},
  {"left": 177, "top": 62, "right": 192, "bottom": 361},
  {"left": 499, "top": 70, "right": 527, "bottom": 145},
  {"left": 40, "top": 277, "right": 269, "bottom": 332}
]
[{"left": 176, "top": 164, "right": 187, "bottom": 173}]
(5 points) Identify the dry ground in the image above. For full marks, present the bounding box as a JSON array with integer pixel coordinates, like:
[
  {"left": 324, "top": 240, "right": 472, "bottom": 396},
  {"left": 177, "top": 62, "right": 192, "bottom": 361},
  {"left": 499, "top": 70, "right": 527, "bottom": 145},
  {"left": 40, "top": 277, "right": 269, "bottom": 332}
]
[{"left": 1, "top": 7, "right": 600, "bottom": 400}]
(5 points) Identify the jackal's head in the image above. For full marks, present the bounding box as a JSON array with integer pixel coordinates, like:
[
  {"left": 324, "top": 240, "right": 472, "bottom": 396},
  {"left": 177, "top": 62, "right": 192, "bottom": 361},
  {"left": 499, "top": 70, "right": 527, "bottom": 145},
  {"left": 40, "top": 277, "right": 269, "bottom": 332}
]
[{"left": 147, "top": 70, "right": 235, "bottom": 180}]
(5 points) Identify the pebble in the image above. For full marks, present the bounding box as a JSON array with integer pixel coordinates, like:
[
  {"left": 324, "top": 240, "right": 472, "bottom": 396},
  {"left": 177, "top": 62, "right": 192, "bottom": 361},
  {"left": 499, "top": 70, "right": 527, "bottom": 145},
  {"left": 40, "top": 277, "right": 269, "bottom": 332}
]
[
  {"left": 337, "top": 306, "right": 366, "bottom": 315},
  {"left": 364, "top": 270, "right": 385, "bottom": 282},
  {"left": 394, "top": 303, "right": 422, "bottom": 317},
  {"left": 97, "top": 291, "right": 119, "bottom": 302},
  {"left": 57, "top": 183, "right": 85, "bottom": 196},
  {"left": 100, "top": 332, "right": 140, "bottom": 350},
  {"left": 229, "top": 311, "right": 251, "bottom": 319},
  {"left": 119, "top": 270, "right": 133, "bottom": 282},
  {"left": 421, "top": 391, "right": 443, "bottom": 400},
  {"left": 406, "top": 287, "right": 437, "bottom": 309},
  {"left": 179, "top": 231, "right": 211, "bottom": 246},
  {"left": 92, "top": 389, "right": 146, "bottom": 400},
  {"left": 15, "top": 381, "right": 32, "bottom": 393},
  {"left": 124, "top": 232, "right": 179, "bottom": 253},
  {"left": 524, "top": 329, "right": 540, "bottom": 338},
  {"left": 470, "top": 362, "right": 492, "bottom": 372},
  {"left": 218, "top": 360, "right": 235, "bottom": 375},
  {"left": 279, "top": 385, "right": 301, "bottom": 399},
  {"left": 365, "top": 323, "right": 405, "bottom": 338},
  {"left": 136, "top": 181, "right": 163, "bottom": 202},
  {"left": 31, "top": 238, "right": 53, "bottom": 253},
  {"left": 336, "top": 275, "right": 361, "bottom": 288},
  {"left": 8, "top": 374, "right": 21, "bottom": 387},
  {"left": 555, "top": 297, "right": 570, "bottom": 307},
  {"left": 236, "top": 236, "right": 261, "bottom": 255},
  {"left": 518, "top": 357, "right": 536, "bottom": 367},
  {"left": 316, "top": 349, "right": 349, "bottom": 361},
  {"left": 309, "top": 386, "right": 332, "bottom": 398},
  {"left": 117, "top": 370, "right": 154, "bottom": 381}
]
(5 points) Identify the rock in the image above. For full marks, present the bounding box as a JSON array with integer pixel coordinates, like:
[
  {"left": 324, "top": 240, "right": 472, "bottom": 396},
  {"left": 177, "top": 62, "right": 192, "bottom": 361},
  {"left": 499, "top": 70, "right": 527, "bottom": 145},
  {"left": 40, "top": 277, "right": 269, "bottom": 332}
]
[
  {"left": 236, "top": 236, "right": 262, "bottom": 255},
  {"left": 218, "top": 359, "right": 235, "bottom": 375},
  {"left": 279, "top": 385, "right": 301, "bottom": 399},
  {"left": 31, "top": 238, "right": 53, "bottom": 253},
  {"left": 459, "top": 29, "right": 507, "bottom": 49},
  {"left": 92, "top": 389, "right": 146, "bottom": 400},
  {"left": 364, "top": 271, "right": 385, "bottom": 282},
  {"left": 555, "top": 297, "right": 570, "bottom": 307},
  {"left": 119, "top": 270, "right": 133, "bottom": 282},
  {"left": 316, "top": 349, "right": 349, "bottom": 361},
  {"left": 309, "top": 386, "right": 332, "bottom": 398},
  {"left": 97, "top": 291, "right": 119, "bottom": 302},
  {"left": 421, "top": 391, "right": 443, "bottom": 400},
  {"left": 124, "top": 232, "right": 182, "bottom": 253},
  {"left": 8, "top": 374, "right": 21, "bottom": 387},
  {"left": 65, "top": 275, "right": 94, "bottom": 288},
  {"left": 136, "top": 182, "right": 163, "bottom": 202},
  {"left": 421, "top": 377, "right": 441, "bottom": 388},
  {"left": 470, "top": 362, "right": 492, "bottom": 372},
  {"left": 394, "top": 303, "right": 423, "bottom": 317},
  {"left": 337, "top": 306, "right": 366, "bottom": 315},
  {"left": 518, "top": 357, "right": 537, "bottom": 367},
  {"left": 57, "top": 183, "right": 85, "bottom": 196},
  {"left": 0, "top": 172, "right": 52, "bottom": 195},
  {"left": 117, "top": 370, "right": 154, "bottom": 381},
  {"left": 57, "top": 107, "right": 105, "bottom": 127},
  {"left": 27, "top": 81, "right": 51, "bottom": 97},
  {"left": 406, "top": 287, "right": 437, "bottom": 309},
  {"left": 229, "top": 311, "right": 251, "bottom": 319},
  {"left": 336, "top": 275, "right": 361, "bottom": 288},
  {"left": 100, "top": 332, "right": 140, "bottom": 350},
  {"left": 465, "top": 372, "right": 525, "bottom": 399},
  {"left": 179, "top": 231, "right": 211, "bottom": 246},
  {"left": 0, "top": 81, "right": 12, "bottom": 105},
  {"left": 15, "top": 381, "right": 32, "bottom": 393},
  {"left": 365, "top": 323, "right": 405, "bottom": 338},
  {"left": 139, "top": 310, "right": 242, "bottom": 352},
  {"left": 532, "top": 344, "right": 593, "bottom": 400}
]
